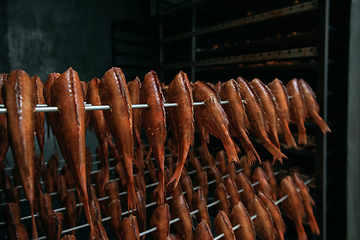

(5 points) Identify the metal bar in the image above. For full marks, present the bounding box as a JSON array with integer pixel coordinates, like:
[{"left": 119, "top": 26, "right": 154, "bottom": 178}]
[
  {"left": 162, "top": 1, "right": 318, "bottom": 43},
  {"left": 0, "top": 101, "right": 231, "bottom": 114},
  {"left": 163, "top": 47, "right": 317, "bottom": 69}
]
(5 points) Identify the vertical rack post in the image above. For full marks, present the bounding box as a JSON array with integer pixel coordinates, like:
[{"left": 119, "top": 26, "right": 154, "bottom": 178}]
[
  {"left": 159, "top": 0, "right": 164, "bottom": 82},
  {"left": 317, "top": 0, "right": 329, "bottom": 239}
]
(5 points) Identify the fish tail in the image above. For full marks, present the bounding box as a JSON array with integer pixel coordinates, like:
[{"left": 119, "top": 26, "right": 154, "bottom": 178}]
[
  {"left": 312, "top": 111, "right": 331, "bottom": 134},
  {"left": 109, "top": 141, "right": 122, "bottom": 164},
  {"left": 294, "top": 219, "right": 308, "bottom": 240},
  {"left": 167, "top": 145, "right": 188, "bottom": 188},
  {"left": 31, "top": 208, "right": 38, "bottom": 239},
  {"left": 80, "top": 190, "right": 94, "bottom": 235},
  {"left": 268, "top": 128, "right": 280, "bottom": 150},
  {"left": 135, "top": 144, "right": 144, "bottom": 167},
  {"left": 297, "top": 127, "right": 307, "bottom": 146},
  {"left": 127, "top": 182, "right": 138, "bottom": 214},
  {"left": 283, "top": 124, "right": 297, "bottom": 148},
  {"left": 262, "top": 139, "right": 286, "bottom": 164},
  {"left": 307, "top": 211, "right": 320, "bottom": 235},
  {"left": 158, "top": 165, "right": 165, "bottom": 206},
  {"left": 101, "top": 141, "right": 110, "bottom": 190},
  {"left": 244, "top": 144, "right": 261, "bottom": 165},
  {"left": 224, "top": 138, "right": 239, "bottom": 165}
]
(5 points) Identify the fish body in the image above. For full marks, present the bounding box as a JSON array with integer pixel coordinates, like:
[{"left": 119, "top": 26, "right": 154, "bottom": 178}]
[
  {"left": 299, "top": 79, "right": 331, "bottom": 134},
  {"left": 64, "top": 192, "right": 77, "bottom": 235},
  {"left": 135, "top": 190, "right": 146, "bottom": 240},
  {"left": 293, "top": 173, "right": 320, "bottom": 235},
  {"left": 196, "top": 171, "right": 209, "bottom": 203},
  {"left": 220, "top": 79, "right": 260, "bottom": 164},
  {"left": 180, "top": 169, "right": 194, "bottom": 210},
  {"left": 43, "top": 73, "right": 60, "bottom": 139},
  {"left": 235, "top": 172, "right": 255, "bottom": 207},
  {"left": 279, "top": 176, "right": 307, "bottom": 240},
  {"left": 250, "top": 78, "right": 280, "bottom": 150},
  {"left": 229, "top": 202, "right": 255, "bottom": 240},
  {"left": 44, "top": 212, "right": 63, "bottom": 240},
  {"left": 0, "top": 74, "right": 9, "bottom": 167},
  {"left": 237, "top": 77, "right": 285, "bottom": 163},
  {"left": 286, "top": 79, "right": 307, "bottom": 145},
  {"left": 32, "top": 75, "right": 45, "bottom": 165},
  {"left": 192, "top": 188, "right": 211, "bottom": 228},
  {"left": 107, "top": 199, "right": 122, "bottom": 240},
  {"left": 247, "top": 196, "right": 276, "bottom": 240},
  {"left": 251, "top": 167, "right": 274, "bottom": 200},
  {"left": 50, "top": 67, "right": 94, "bottom": 235},
  {"left": 55, "top": 174, "right": 68, "bottom": 204},
  {"left": 87, "top": 78, "right": 112, "bottom": 189},
  {"left": 194, "top": 220, "right": 214, "bottom": 240},
  {"left": 214, "top": 182, "right": 231, "bottom": 216},
  {"left": 262, "top": 161, "right": 278, "bottom": 200},
  {"left": 99, "top": 67, "right": 136, "bottom": 211},
  {"left": 214, "top": 210, "right": 236, "bottom": 240},
  {"left": 3, "top": 69, "right": 37, "bottom": 239},
  {"left": 268, "top": 78, "right": 297, "bottom": 148},
  {"left": 258, "top": 192, "right": 285, "bottom": 240},
  {"left": 150, "top": 204, "right": 171, "bottom": 240},
  {"left": 166, "top": 71, "right": 194, "bottom": 188},
  {"left": 224, "top": 177, "right": 241, "bottom": 209},
  {"left": 193, "top": 81, "right": 239, "bottom": 164}
]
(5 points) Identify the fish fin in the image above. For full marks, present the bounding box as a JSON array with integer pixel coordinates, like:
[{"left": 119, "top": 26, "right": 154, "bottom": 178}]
[
  {"left": 283, "top": 126, "right": 297, "bottom": 148},
  {"left": 311, "top": 111, "right": 331, "bottom": 134},
  {"left": 31, "top": 208, "right": 38, "bottom": 239},
  {"left": 297, "top": 129, "right": 307, "bottom": 146},
  {"left": 127, "top": 182, "right": 138, "bottom": 214},
  {"left": 308, "top": 211, "right": 320, "bottom": 235},
  {"left": 262, "top": 140, "right": 286, "bottom": 164},
  {"left": 167, "top": 164, "right": 183, "bottom": 189}
]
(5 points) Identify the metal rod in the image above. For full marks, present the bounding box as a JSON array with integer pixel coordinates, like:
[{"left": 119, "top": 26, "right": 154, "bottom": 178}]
[{"left": 0, "top": 101, "right": 231, "bottom": 114}]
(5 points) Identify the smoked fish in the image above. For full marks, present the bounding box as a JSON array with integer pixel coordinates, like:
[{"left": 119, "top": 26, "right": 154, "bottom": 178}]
[
  {"left": 99, "top": 67, "right": 137, "bottom": 212},
  {"left": 279, "top": 176, "right": 307, "bottom": 240},
  {"left": 192, "top": 187, "right": 211, "bottom": 228},
  {"left": 140, "top": 70, "right": 167, "bottom": 205},
  {"left": 250, "top": 78, "right": 280, "bottom": 150},
  {"left": 262, "top": 161, "right": 278, "bottom": 201},
  {"left": 214, "top": 210, "right": 236, "bottom": 240},
  {"left": 50, "top": 67, "right": 94, "bottom": 236},
  {"left": 235, "top": 172, "right": 255, "bottom": 207},
  {"left": 268, "top": 78, "right": 297, "bottom": 148},
  {"left": 299, "top": 79, "right": 331, "bottom": 134},
  {"left": 251, "top": 167, "right": 274, "bottom": 200},
  {"left": 32, "top": 75, "right": 46, "bottom": 166},
  {"left": 293, "top": 172, "right": 320, "bottom": 235},
  {"left": 194, "top": 220, "right": 214, "bottom": 240},
  {"left": 286, "top": 79, "right": 307, "bottom": 145},
  {"left": 166, "top": 71, "right": 194, "bottom": 188},
  {"left": 193, "top": 81, "right": 239, "bottom": 164},
  {"left": 2, "top": 69, "right": 37, "bottom": 239},
  {"left": 150, "top": 204, "right": 171, "bottom": 240},
  {"left": 0, "top": 73, "right": 9, "bottom": 168},
  {"left": 229, "top": 202, "right": 256, "bottom": 240},
  {"left": 220, "top": 79, "right": 260, "bottom": 164},
  {"left": 43, "top": 73, "right": 60, "bottom": 139}
]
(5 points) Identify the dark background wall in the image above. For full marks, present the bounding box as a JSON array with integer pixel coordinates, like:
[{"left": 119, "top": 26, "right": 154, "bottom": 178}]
[{"left": 0, "top": 0, "right": 147, "bottom": 81}]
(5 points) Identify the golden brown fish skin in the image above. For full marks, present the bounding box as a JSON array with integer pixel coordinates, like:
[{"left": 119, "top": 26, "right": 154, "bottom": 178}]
[
  {"left": 3, "top": 203, "right": 21, "bottom": 223},
  {"left": 180, "top": 169, "right": 194, "bottom": 210},
  {"left": 268, "top": 78, "right": 297, "bottom": 148},
  {"left": 135, "top": 190, "right": 146, "bottom": 240},
  {"left": 93, "top": 221, "right": 109, "bottom": 240},
  {"left": 55, "top": 174, "right": 68, "bottom": 204},
  {"left": 209, "top": 165, "right": 223, "bottom": 184},
  {"left": 107, "top": 199, "right": 122, "bottom": 240},
  {"left": 60, "top": 235, "right": 77, "bottom": 240},
  {"left": 0, "top": 73, "right": 9, "bottom": 167},
  {"left": 43, "top": 73, "right": 60, "bottom": 139},
  {"left": 170, "top": 186, "right": 194, "bottom": 240},
  {"left": 298, "top": 79, "right": 331, "bottom": 134},
  {"left": 237, "top": 77, "right": 286, "bottom": 163},
  {"left": 87, "top": 78, "right": 112, "bottom": 189},
  {"left": 88, "top": 185, "right": 102, "bottom": 223},
  {"left": 64, "top": 192, "right": 77, "bottom": 235},
  {"left": 251, "top": 167, "right": 274, "bottom": 200},
  {"left": 145, "top": 158, "right": 158, "bottom": 183},
  {"left": 193, "top": 81, "right": 239, "bottom": 164},
  {"left": 140, "top": 70, "right": 167, "bottom": 205},
  {"left": 262, "top": 161, "right": 277, "bottom": 200},
  {"left": 166, "top": 71, "right": 194, "bottom": 188},
  {"left": 150, "top": 203, "right": 171, "bottom": 240},
  {"left": 107, "top": 180, "right": 120, "bottom": 203},
  {"left": 214, "top": 81, "right": 222, "bottom": 93},
  {"left": 50, "top": 67, "right": 94, "bottom": 235},
  {"left": 31, "top": 75, "right": 46, "bottom": 166},
  {"left": 3, "top": 69, "right": 37, "bottom": 239},
  {"left": 7, "top": 222, "right": 29, "bottom": 240},
  {"left": 286, "top": 79, "right": 307, "bottom": 145},
  {"left": 214, "top": 210, "right": 236, "bottom": 240},
  {"left": 293, "top": 173, "right": 320, "bottom": 235},
  {"left": 38, "top": 193, "right": 53, "bottom": 223},
  {"left": 257, "top": 192, "right": 285, "bottom": 240},
  {"left": 192, "top": 187, "right": 211, "bottom": 228},
  {"left": 93, "top": 170, "right": 108, "bottom": 216},
  {"left": 224, "top": 177, "right": 241, "bottom": 209},
  {"left": 250, "top": 78, "right": 280, "bottom": 151},
  {"left": 61, "top": 164, "right": 75, "bottom": 189},
  {"left": 196, "top": 170, "right": 209, "bottom": 203},
  {"left": 42, "top": 167, "right": 55, "bottom": 194},
  {"left": 215, "top": 150, "right": 227, "bottom": 175},
  {"left": 194, "top": 220, "right": 214, "bottom": 240},
  {"left": 47, "top": 153, "right": 59, "bottom": 180},
  {"left": 115, "top": 162, "right": 127, "bottom": 192},
  {"left": 239, "top": 155, "right": 251, "bottom": 179},
  {"left": 220, "top": 79, "right": 260, "bottom": 164},
  {"left": 235, "top": 172, "right": 255, "bottom": 208},
  {"left": 229, "top": 202, "right": 256, "bottom": 240},
  {"left": 279, "top": 176, "right": 307, "bottom": 240},
  {"left": 226, "top": 162, "right": 237, "bottom": 181},
  {"left": 99, "top": 67, "right": 136, "bottom": 212},
  {"left": 44, "top": 212, "right": 63, "bottom": 240},
  {"left": 247, "top": 196, "right": 276, "bottom": 240},
  {"left": 214, "top": 182, "right": 231, "bottom": 216},
  {"left": 121, "top": 215, "right": 140, "bottom": 240}
]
